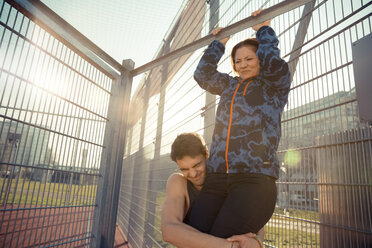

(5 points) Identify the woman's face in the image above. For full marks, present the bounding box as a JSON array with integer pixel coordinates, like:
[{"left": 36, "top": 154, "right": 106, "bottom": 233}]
[{"left": 234, "top": 45, "right": 260, "bottom": 80}]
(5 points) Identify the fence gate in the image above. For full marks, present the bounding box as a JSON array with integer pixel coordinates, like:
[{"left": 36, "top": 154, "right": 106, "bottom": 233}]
[{"left": 0, "top": 0, "right": 131, "bottom": 247}]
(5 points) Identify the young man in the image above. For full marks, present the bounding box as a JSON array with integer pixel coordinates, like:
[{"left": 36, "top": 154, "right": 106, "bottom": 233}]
[{"left": 161, "top": 132, "right": 264, "bottom": 248}]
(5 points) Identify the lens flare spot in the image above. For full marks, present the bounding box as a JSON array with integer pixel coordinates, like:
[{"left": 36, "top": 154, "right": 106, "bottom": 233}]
[{"left": 284, "top": 150, "right": 301, "bottom": 167}]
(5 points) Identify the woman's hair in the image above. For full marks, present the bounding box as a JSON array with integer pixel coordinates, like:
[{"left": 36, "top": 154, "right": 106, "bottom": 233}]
[
  {"left": 171, "top": 132, "right": 208, "bottom": 161},
  {"left": 230, "top": 38, "right": 259, "bottom": 73}
]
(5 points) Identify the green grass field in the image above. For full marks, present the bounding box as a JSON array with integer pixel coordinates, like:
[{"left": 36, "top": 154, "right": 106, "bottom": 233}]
[
  {"left": 265, "top": 225, "right": 320, "bottom": 247},
  {"left": 0, "top": 178, "right": 97, "bottom": 206}
]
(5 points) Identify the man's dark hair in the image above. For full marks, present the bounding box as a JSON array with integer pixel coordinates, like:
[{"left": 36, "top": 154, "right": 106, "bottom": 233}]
[
  {"left": 170, "top": 132, "right": 208, "bottom": 161},
  {"left": 231, "top": 38, "right": 259, "bottom": 73}
]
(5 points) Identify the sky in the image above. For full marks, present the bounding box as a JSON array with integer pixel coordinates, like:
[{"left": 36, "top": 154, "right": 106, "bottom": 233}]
[{"left": 41, "top": 0, "right": 186, "bottom": 91}]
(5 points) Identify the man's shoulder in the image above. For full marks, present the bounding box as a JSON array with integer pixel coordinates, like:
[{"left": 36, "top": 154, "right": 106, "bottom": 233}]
[
  {"left": 167, "top": 173, "right": 187, "bottom": 186},
  {"left": 165, "top": 173, "right": 189, "bottom": 198}
]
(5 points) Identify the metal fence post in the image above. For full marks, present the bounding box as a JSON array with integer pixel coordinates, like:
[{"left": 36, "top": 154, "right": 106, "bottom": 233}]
[
  {"left": 92, "top": 59, "right": 134, "bottom": 248},
  {"left": 203, "top": 0, "right": 219, "bottom": 145},
  {"left": 288, "top": 0, "right": 315, "bottom": 81}
]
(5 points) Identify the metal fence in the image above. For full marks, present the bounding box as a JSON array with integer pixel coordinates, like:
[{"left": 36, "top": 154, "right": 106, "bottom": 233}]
[
  {"left": 0, "top": 0, "right": 132, "bottom": 247},
  {"left": 1, "top": 0, "right": 371, "bottom": 247},
  {"left": 118, "top": 0, "right": 372, "bottom": 247}
]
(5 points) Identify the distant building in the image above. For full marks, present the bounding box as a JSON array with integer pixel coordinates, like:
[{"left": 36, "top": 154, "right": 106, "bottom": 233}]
[
  {"left": 281, "top": 88, "right": 358, "bottom": 148},
  {"left": 50, "top": 164, "right": 99, "bottom": 185},
  {"left": 0, "top": 120, "right": 53, "bottom": 177},
  {"left": 277, "top": 89, "right": 359, "bottom": 210}
]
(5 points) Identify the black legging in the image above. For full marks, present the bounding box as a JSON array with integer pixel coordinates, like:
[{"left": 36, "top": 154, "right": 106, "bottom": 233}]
[{"left": 185, "top": 173, "right": 277, "bottom": 238}]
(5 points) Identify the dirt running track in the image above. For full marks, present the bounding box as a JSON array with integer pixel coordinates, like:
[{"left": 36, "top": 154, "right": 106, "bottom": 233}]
[{"left": 0, "top": 204, "right": 94, "bottom": 247}]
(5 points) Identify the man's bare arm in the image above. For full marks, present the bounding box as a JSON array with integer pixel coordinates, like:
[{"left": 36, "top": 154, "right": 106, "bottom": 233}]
[{"left": 161, "top": 174, "right": 232, "bottom": 248}]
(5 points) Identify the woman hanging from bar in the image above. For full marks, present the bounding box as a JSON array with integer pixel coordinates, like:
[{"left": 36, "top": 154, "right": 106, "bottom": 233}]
[{"left": 185, "top": 9, "right": 291, "bottom": 238}]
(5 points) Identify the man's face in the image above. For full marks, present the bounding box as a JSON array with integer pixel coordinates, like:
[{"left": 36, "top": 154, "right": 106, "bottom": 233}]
[{"left": 176, "top": 154, "right": 207, "bottom": 190}]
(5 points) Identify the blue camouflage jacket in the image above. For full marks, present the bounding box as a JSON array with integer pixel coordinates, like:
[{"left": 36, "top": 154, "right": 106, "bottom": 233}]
[{"left": 194, "top": 26, "right": 290, "bottom": 179}]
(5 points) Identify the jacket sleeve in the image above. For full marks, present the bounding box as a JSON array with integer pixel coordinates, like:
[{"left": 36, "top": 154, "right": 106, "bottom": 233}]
[
  {"left": 256, "top": 26, "right": 291, "bottom": 91},
  {"left": 194, "top": 40, "right": 230, "bottom": 95}
]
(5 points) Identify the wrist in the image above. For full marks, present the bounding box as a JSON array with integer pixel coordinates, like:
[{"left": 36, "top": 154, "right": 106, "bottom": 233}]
[
  {"left": 253, "top": 235, "right": 263, "bottom": 248},
  {"left": 255, "top": 234, "right": 263, "bottom": 243}
]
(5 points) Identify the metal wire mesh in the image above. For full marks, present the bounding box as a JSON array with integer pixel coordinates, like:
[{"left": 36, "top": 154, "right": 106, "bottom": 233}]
[
  {"left": 118, "top": 0, "right": 372, "bottom": 247},
  {"left": 0, "top": 0, "right": 113, "bottom": 246},
  {"left": 1, "top": 0, "right": 371, "bottom": 247}
]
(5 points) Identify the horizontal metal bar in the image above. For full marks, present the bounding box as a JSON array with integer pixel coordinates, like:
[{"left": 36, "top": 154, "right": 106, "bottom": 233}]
[
  {"left": 7, "top": 0, "right": 122, "bottom": 79},
  {"left": 272, "top": 213, "right": 372, "bottom": 237},
  {"left": 277, "top": 0, "right": 324, "bottom": 39},
  {"left": 0, "top": 162, "right": 101, "bottom": 176},
  {"left": 290, "top": 62, "right": 353, "bottom": 91},
  {"left": 43, "top": 235, "right": 93, "bottom": 248},
  {"left": 0, "top": 204, "right": 97, "bottom": 212},
  {"left": 283, "top": 0, "right": 372, "bottom": 59},
  {"left": 282, "top": 98, "right": 357, "bottom": 123},
  {"left": 0, "top": 106, "right": 107, "bottom": 122},
  {"left": 2, "top": 69, "right": 109, "bottom": 121},
  {"left": 25, "top": 233, "right": 92, "bottom": 248},
  {"left": 276, "top": 181, "right": 372, "bottom": 187},
  {"left": 287, "top": 12, "right": 372, "bottom": 65},
  {"left": 1, "top": 217, "right": 91, "bottom": 237},
  {"left": 318, "top": 222, "right": 372, "bottom": 236},
  {"left": 0, "top": 114, "right": 105, "bottom": 147},
  {"left": 273, "top": 212, "right": 320, "bottom": 225},
  {"left": 0, "top": 20, "right": 113, "bottom": 95},
  {"left": 277, "top": 135, "right": 371, "bottom": 153},
  {"left": 131, "top": 0, "right": 314, "bottom": 76}
]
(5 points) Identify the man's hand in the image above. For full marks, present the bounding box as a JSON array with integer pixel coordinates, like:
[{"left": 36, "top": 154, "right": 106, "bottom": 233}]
[
  {"left": 211, "top": 27, "right": 230, "bottom": 46},
  {"left": 252, "top": 9, "right": 271, "bottom": 31},
  {"left": 227, "top": 233, "right": 261, "bottom": 248},
  {"left": 227, "top": 227, "right": 265, "bottom": 248}
]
